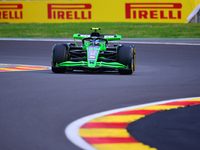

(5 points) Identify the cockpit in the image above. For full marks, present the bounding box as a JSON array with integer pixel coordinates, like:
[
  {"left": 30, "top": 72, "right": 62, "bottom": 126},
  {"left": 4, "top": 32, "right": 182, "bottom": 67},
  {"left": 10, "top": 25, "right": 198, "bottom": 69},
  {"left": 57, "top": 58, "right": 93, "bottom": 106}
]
[{"left": 82, "top": 37, "right": 108, "bottom": 47}]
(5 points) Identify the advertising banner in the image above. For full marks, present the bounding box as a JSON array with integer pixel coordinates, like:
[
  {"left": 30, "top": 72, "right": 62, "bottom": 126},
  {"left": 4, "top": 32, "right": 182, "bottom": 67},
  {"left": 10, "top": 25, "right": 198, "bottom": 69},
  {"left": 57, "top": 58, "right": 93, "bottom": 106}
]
[{"left": 0, "top": 0, "right": 200, "bottom": 23}]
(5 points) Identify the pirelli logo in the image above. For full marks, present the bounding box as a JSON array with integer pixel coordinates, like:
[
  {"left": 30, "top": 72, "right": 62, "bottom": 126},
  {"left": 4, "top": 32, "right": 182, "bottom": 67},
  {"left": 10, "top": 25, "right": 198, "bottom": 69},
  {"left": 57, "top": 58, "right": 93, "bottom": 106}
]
[
  {"left": 125, "top": 3, "right": 182, "bottom": 20},
  {"left": 47, "top": 4, "right": 92, "bottom": 20},
  {"left": 0, "top": 4, "right": 23, "bottom": 19}
]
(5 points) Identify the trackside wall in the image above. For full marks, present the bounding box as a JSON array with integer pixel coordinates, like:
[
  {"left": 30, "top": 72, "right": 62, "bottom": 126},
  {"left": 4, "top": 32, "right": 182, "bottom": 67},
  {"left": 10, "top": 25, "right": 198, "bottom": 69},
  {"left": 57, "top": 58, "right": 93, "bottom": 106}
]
[{"left": 0, "top": 0, "right": 200, "bottom": 23}]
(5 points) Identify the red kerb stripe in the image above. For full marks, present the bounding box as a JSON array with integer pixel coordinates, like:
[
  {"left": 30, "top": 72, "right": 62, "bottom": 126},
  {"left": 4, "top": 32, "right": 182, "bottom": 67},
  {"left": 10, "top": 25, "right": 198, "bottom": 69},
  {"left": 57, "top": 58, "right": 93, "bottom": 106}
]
[
  {"left": 83, "top": 137, "right": 138, "bottom": 144},
  {"left": 161, "top": 101, "right": 200, "bottom": 106},
  {"left": 107, "top": 110, "right": 159, "bottom": 116},
  {"left": 81, "top": 122, "right": 128, "bottom": 128}
]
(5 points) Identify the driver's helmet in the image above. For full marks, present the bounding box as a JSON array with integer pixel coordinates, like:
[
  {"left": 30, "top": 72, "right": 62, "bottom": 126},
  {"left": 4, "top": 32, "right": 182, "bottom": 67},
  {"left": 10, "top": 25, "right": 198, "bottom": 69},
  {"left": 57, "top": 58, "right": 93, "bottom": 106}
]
[{"left": 95, "top": 39, "right": 100, "bottom": 45}]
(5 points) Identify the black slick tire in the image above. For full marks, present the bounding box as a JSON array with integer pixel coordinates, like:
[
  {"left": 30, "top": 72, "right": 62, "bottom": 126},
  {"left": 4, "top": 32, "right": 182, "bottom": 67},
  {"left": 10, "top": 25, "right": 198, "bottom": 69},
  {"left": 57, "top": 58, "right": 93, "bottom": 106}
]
[
  {"left": 118, "top": 44, "right": 135, "bottom": 75},
  {"left": 51, "top": 44, "right": 67, "bottom": 73}
]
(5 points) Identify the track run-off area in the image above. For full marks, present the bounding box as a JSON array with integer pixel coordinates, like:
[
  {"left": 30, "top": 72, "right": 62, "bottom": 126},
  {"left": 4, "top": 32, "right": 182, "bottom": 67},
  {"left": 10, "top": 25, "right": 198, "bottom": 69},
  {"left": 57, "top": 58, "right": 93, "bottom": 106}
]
[{"left": 0, "top": 38, "right": 200, "bottom": 150}]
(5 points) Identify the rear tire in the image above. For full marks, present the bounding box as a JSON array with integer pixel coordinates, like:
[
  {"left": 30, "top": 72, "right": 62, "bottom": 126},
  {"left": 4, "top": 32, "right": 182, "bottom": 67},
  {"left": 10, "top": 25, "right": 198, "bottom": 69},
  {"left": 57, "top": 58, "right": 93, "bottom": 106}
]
[
  {"left": 118, "top": 45, "right": 135, "bottom": 75},
  {"left": 51, "top": 44, "right": 67, "bottom": 73}
]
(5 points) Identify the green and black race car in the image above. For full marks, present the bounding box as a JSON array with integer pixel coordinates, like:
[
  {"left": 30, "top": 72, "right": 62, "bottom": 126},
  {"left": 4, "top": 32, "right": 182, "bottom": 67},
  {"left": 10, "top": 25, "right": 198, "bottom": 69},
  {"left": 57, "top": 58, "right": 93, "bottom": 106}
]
[{"left": 51, "top": 28, "right": 135, "bottom": 74}]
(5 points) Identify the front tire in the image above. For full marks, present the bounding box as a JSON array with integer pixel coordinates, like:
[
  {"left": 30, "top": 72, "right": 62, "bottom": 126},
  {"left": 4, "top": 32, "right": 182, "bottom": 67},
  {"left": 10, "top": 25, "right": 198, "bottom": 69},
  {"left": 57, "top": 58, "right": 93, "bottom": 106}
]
[
  {"left": 118, "top": 45, "right": 135, "bottom": 75},
  {"left": 51, "top": 44, "right": 67, "bottom": 73}
]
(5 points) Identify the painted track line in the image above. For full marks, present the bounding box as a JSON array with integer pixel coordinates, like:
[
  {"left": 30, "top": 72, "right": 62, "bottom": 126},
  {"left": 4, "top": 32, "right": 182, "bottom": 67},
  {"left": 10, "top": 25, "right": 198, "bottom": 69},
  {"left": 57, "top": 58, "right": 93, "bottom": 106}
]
[
  {"left": 0, "top": 38, "right": 200, "bottom": 46},
  {"left": 65, "top": 97, "right": 200, "bottom": 150}
]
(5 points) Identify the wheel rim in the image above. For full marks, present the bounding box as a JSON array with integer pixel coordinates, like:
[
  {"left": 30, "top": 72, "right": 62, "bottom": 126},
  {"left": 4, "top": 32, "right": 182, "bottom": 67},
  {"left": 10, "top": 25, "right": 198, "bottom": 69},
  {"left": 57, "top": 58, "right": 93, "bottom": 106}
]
[{"left": 131, "top": 59, "right": 134, "bottom": 73}]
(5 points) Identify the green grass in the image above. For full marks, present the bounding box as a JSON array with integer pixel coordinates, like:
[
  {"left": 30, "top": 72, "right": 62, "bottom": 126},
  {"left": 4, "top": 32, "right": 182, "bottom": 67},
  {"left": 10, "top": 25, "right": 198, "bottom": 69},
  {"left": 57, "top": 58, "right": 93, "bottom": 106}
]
[{"left": 0, "top": 23, "right": 200, "bottom": 38}]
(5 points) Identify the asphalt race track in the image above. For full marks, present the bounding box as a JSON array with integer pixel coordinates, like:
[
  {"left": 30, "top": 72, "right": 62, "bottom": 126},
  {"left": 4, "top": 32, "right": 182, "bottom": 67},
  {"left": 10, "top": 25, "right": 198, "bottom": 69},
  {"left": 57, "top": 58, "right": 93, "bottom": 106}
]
[{"left": 0, "top": 39, "right": 200, "bottom": 150}]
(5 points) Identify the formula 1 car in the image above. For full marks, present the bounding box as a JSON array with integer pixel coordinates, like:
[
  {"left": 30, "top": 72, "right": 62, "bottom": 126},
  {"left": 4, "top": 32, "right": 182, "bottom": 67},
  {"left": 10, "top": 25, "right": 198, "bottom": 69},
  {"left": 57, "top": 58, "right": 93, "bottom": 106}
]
[{"left": 51, "top": 28, "right": 135, "bottom": 74}]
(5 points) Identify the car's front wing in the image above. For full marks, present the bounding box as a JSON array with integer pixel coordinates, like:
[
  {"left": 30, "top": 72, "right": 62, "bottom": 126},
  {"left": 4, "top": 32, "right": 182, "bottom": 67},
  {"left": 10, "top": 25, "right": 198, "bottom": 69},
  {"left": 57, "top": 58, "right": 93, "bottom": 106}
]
[{"left": 57, "top": 61, "right": 128, "bottom": 69}]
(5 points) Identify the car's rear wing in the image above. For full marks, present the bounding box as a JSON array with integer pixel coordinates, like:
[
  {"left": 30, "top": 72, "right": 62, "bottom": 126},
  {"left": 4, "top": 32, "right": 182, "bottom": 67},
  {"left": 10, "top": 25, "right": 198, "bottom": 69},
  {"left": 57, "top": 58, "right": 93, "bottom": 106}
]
[
  {"left": 73, "top": 33, "right": 121, "bottom": 40},
  {"left": 73, "top": 33, "right": 121, "bottom": 46}
]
